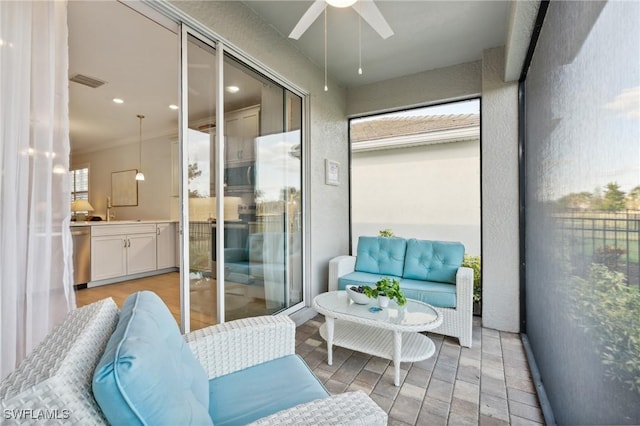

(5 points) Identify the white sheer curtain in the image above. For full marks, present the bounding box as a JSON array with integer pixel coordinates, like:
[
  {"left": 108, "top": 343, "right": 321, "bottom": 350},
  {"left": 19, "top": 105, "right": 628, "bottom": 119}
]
[{"left": 0, "top": 0, "right": 75, "bottom": 380}]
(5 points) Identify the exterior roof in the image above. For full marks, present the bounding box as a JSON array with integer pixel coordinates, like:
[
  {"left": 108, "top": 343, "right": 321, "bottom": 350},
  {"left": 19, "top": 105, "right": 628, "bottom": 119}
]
[{"left": 351, "top": 114, "right": 480, "bottom": 143}]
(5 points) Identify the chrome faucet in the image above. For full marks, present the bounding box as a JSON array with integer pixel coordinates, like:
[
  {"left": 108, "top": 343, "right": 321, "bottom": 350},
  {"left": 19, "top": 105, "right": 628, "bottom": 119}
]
[{"left": 106, "top": 197, "right": 115, "bottom": 222}]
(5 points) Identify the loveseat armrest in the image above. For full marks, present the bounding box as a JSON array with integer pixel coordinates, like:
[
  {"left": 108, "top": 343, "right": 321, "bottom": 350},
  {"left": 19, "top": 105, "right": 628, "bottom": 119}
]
[
  {"left": 456, "top": 266, "right": 474, "bottom": 347},
  {"left": 247, "top": 391, "right": 387, "bottom": 426},
  {"left": 185, "top": 315, "right": 295, "bottom": 379},
  {"left": 328, "top": 255, "right": 357, "bottom": 291}
]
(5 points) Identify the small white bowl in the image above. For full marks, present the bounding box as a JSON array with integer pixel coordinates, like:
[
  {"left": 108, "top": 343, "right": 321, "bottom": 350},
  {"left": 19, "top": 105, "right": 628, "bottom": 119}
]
[{"left": 346, "top": 285, "right": 371, "bottom": 304}]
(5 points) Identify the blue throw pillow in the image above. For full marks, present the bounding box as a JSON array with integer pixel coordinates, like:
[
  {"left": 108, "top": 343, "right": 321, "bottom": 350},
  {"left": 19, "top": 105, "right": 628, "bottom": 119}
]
[
  {"left": 354, "top": 236, "right": 407, "bottom": 276},
  {"left": 403, "top": 239, "right": 464, "bottom": 284},
  {"left": 92, "top": 291, "right": 212, "bottom": 426}
]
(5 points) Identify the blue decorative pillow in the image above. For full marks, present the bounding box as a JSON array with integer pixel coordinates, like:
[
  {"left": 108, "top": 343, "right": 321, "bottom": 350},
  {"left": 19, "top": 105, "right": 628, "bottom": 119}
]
[
  {"left": 354, "top": 236, "right": 407, "bottom": 277},
  {"left": 403, "top": 239, "right": 464, "bottom": 284},
  {"left": 92, "top": 291, "right": 212, "bottom": 425}
]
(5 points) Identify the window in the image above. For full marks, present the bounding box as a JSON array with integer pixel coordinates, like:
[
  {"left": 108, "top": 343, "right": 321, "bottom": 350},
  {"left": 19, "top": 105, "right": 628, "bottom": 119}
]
[{"left": 70, "top": 166, "right": 89, "bottom": 202}]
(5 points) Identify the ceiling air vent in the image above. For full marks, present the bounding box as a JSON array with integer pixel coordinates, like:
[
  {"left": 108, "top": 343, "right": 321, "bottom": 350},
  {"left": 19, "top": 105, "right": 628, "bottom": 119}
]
[{"left": 69, "top": 74, "right": 106, "bottom": 88}]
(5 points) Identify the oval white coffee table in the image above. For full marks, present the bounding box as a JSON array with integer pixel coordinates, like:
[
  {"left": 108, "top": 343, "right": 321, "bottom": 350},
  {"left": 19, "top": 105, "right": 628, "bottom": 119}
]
[{"left": 313, "top": 291, "right": 442, "bottom": 386}]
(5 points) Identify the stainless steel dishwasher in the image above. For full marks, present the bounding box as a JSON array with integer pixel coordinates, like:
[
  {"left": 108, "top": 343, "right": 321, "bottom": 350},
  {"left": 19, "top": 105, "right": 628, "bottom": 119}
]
[{"left": 71, "top": 226, "right": 91, "bottom": 285}]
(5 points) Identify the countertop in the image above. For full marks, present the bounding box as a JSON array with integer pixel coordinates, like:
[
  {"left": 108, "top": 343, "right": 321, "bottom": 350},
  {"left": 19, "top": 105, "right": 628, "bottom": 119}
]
[{"left": 70, "top": 220, "right": 177, "bottom": 227}]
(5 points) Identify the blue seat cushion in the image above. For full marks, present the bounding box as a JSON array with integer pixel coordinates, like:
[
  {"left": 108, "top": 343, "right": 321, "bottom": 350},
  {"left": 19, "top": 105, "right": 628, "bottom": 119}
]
[
  {"left": 93, "top": 291, "right": 212, "bottom": 426},
  {"left": 399, "top": 278, "right": 457, "bottom": 308},
  {"left": 338, "top": 272, "right": 457, "bottom": 308},
  {"left": 338, "top": 271, "right": 389, "bottom": 290},
  {"left": 208, "top": 355, "right": 329, "bottom": 425},
  {"left": 354, "top": 236, "right": 407, "bottom": 276},
  {"left": 403, "top": 239, "right": 464, "bottom": 284}
]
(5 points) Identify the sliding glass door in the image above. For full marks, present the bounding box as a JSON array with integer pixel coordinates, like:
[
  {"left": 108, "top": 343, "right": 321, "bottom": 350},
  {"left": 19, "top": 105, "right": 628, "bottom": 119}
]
[
  {"left": 222, "top": 55, "right": 303, "bottom": 320},
  {"left": 181, "top": 27, "right": 303, "bottom": 331}
]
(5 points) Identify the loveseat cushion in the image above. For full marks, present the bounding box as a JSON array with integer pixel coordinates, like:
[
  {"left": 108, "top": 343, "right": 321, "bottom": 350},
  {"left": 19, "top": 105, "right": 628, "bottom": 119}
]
[
  {"left": 338, "top": 271, "right": 392, "bottom": 290},
  {"left": 354, "top": 236, "right": 407, "bottom": 277},
  {"left": 208, "top": 354, "right": 328, "bottom": 425},
  {"left": 337, "top": 272, "right": 457, "bottom": 308},
  {"left": 399, "top": 278, "right": 457, "bottom": 308},
  {"left": 403, "top": 239, "right": 464, "bottom": 284},
  {"left": 93, "top": 291, "right": 212, "bottom": 426}
]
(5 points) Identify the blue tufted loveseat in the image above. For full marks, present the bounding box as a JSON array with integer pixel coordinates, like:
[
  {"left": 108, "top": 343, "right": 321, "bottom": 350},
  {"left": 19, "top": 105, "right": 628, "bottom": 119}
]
[{"left": 329, "top": 236, "right": 474, "bottom": 347}]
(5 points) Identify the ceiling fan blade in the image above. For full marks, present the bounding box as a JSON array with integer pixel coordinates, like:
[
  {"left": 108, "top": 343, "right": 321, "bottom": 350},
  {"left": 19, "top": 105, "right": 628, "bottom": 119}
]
[
  {"left": 289, "top": 0, "right": 327, "bottom": 40},
  {"left": 352, "top": 0, "right": 394, "bottom": 39}
]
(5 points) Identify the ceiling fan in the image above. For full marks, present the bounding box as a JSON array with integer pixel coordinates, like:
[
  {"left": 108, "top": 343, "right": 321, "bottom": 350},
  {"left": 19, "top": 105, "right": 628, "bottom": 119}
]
[{"left": 288, "top": 0, "right": 394, "bottom": 40}]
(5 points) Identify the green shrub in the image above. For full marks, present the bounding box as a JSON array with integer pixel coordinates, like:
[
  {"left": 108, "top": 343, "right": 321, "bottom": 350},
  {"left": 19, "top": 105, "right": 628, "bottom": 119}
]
[
  {"left": 571, "top": 263, "right": 640, "bottom": 393},
  {"left": 378, "top": 229, "right": 395, "bottom": 237},
  {"left": 462, "top": 254, "right": 481, "bottom": 303}
]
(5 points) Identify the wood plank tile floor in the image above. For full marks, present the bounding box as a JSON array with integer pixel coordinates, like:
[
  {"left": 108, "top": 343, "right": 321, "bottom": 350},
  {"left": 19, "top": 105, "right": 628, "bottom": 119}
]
[
  {"left": 74, "top": 272, "right": 270, "bottom": 331},
  {"left": 296, "top": 315, "right": 545, "bottom": 426}
]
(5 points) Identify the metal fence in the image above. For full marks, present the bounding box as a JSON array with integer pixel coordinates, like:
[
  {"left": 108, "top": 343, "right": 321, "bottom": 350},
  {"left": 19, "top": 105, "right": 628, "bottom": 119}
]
[
  {"left": 189, "top": 221, "right": 212, "bottom": 272},
  {"left": 556, "top": 210, "right": 640, "bottom": 287}
]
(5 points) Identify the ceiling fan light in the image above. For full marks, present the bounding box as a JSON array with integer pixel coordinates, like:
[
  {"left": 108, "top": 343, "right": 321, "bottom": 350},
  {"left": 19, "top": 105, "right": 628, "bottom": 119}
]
[{"left": 326, "top": 0, "right": 357, "bottom": 8}]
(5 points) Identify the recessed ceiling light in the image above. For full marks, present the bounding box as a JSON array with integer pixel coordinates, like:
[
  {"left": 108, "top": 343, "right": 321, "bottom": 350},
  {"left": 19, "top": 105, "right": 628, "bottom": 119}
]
[
  {"left": 113, "top": 98, "right": 124, "bottom": 104},
  {"left": 169, "top": 104, "right": 179, "bottom": 110},
  {"left": 225, "top": 86, "right": 240, "bottom": 93}
]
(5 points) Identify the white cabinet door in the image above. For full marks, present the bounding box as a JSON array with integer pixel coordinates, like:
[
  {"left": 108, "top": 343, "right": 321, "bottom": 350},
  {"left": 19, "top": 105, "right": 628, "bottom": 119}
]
[
  {"left": 91, "top": 235, "right": 127, "bottom": 281},
  {"left": 239, "top": 109, "right": 259, "bottom": 162},
  {"left": 225, "top": 106, "right": 260, "bottom": 165},
  {"left": 156, "top": 223, "right": 176, "bottom": 269},
  {"left": 225, "top": 115, "right": 242, "bottom": 164},
  {"left": 127, "top": 233, "right": 157, "bottom": 275}
]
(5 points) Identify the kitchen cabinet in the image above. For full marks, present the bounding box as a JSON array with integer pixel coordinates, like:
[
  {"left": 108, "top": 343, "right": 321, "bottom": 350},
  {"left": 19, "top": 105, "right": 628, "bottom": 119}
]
[
  {"left": 225, "top": 106, "right": 260, "bottom": 165},
  {"left": 91, "top": 224, "right": 157, "bottom": 282},
  {"left": 156, "top": 222, "right": 176, "bottom": 269}
]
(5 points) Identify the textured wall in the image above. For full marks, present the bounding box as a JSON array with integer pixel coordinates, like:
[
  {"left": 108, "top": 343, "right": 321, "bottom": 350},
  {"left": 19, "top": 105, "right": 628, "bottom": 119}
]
[
  {"left": 347, "top": 61, "right": 482, "bottom": 117},
  {"left": 169, "top": 1, "right": 349, "bottom": 319},
  {"left": 481, "top": 46, "right": 519, "bottom": 332},
  {"left": 352, "top": 140, "right": 481, "bottom": 255}
]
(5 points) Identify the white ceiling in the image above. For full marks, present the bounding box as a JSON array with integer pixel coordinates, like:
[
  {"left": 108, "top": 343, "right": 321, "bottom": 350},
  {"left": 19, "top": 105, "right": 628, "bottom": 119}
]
[
  {"left": 243, "top": 0, "right": 510, "bottom": 87},
  {"left": 68, "top": 0, "right": 512, "bottom": 154}
]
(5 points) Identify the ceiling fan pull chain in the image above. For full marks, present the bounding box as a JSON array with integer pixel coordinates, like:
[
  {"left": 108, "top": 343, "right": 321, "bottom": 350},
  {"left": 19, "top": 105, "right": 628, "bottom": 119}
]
[
  {"left": 324, "top": 8, "right": 328, "bottom": 92},
  {"left": 358, "top": 16, "right": 363, "bottom": 75}
]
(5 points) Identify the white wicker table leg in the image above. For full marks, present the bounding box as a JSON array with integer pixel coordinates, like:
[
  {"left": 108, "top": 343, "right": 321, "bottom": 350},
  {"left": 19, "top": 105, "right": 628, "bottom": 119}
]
[
  {"left": 393, "top": 330, "right": 402, "bottom": 386},
  {"left": 326, "top": 316, "right": 335, "bottom": 365}
]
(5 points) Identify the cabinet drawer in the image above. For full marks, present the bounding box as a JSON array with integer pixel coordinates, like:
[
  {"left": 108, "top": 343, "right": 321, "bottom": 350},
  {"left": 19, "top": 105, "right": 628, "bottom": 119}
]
[{"left": 91, "top": 223, "right": 157, "bottom": 236}]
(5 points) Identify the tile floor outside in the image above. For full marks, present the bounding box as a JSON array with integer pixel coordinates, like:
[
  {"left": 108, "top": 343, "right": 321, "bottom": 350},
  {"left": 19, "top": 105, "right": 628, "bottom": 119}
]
[{"left": 296, "top": 316, "right": 545, "bottom": 426}]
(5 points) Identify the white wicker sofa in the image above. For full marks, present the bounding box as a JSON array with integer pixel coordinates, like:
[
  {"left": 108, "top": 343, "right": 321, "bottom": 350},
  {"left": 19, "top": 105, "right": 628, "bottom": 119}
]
[
  {"left": 329, "top": 236, "right": 474, "bottom": 347},
  {"left": 0, "top": 292, "right": 387, "bottom": 425}
]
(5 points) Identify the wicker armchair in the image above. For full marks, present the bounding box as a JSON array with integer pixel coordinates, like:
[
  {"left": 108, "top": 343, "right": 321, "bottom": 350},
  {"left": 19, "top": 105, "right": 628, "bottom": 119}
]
[
  {"left": 0, "top": 297, "right": 387, "bottom": 425},
  {"left": 185, "top": 315, "right": 388, "bottom": 425}
]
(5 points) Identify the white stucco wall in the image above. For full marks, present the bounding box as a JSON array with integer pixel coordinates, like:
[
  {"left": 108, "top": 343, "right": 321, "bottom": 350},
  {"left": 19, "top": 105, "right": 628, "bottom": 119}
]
[
  {"left": 347, "top": 61, "right": 482, "bottom": 117},
  {"left": 168, "top": 1, "right": 350, "bottom": 322},
  {"left": 481, "top": 46, "right": 519, "bottom": 332},
  {"left": 351, "top": 141, "right": 481, "bottom": 255}
]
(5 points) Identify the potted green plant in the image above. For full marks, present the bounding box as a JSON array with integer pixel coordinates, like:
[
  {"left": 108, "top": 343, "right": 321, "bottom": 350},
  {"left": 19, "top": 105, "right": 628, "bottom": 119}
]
[{"left": 363, "top": 277, "right": 407, "bottom": 308}]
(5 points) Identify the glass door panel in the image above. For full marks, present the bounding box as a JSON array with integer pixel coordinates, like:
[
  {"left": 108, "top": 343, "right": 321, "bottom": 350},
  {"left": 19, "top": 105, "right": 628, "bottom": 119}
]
[
  {"left": 222, "top": 55, "right": 303, "bottom": 320},
  {"left": 185, "top": 33, "right": 218, "bottom": 331}
]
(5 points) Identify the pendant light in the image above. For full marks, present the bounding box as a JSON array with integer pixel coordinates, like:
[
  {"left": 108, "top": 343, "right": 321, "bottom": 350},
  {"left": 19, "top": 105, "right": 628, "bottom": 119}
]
[{"left": 135, "top": 114, "right": 145, "bottom": 181}]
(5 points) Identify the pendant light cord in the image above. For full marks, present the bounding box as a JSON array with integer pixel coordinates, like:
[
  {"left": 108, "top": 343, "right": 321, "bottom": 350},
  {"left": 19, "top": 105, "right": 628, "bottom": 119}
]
[
  {"left": 358, "top": 16, "right": 362, "bottom": 75},
  {"left": 324, "top": 8, "right": 328, "bottom": 91},
  {"left": 138, "top": 114, "right": 144, "bottom": 172}
]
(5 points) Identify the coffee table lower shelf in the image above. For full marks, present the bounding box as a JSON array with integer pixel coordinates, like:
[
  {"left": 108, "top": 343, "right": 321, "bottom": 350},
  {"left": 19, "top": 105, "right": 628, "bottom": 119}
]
[{"left": 319, "top": 319, "right": 435, "bottom": 385}]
